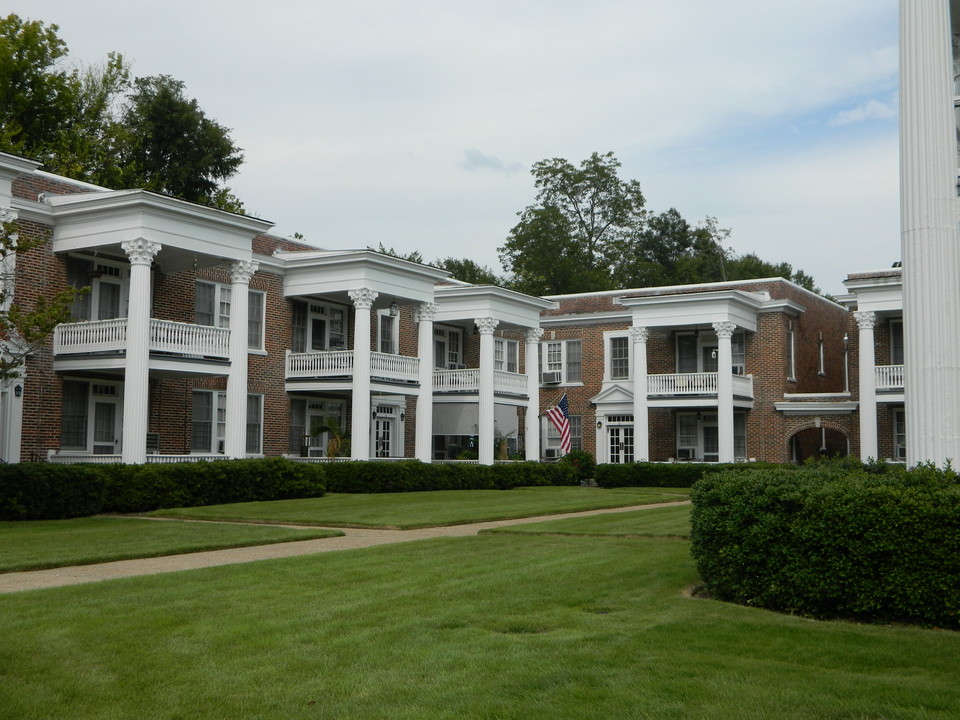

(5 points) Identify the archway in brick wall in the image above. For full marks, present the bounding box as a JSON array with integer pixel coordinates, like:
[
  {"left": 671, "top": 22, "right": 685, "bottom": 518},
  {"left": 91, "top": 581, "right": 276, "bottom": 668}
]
[{"left": 787, "top": 423, "right": 851, "bottom": 464}]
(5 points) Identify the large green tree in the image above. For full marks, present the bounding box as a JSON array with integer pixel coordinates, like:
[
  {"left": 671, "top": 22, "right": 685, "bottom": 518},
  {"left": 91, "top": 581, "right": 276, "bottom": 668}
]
[
  {"left": 500, "top": 151, "right": 818, "bottom": 295},
  {"left": 0, "top": 14, "right": 244, "bottom": 212}
]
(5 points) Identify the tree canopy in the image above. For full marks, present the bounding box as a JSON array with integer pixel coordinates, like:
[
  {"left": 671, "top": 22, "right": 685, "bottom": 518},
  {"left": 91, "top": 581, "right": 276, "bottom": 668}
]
[
  {"left": 499, "top": 151, "right": 818, "bottom": 295},
  {"left": 0, "top": 14, "right": 244, "bottom": 212}
]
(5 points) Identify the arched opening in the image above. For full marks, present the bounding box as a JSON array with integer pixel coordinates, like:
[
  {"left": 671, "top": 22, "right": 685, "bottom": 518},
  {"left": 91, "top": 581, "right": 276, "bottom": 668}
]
[{"left": 788, "top": 425, "right": 850, "bottom": 464}]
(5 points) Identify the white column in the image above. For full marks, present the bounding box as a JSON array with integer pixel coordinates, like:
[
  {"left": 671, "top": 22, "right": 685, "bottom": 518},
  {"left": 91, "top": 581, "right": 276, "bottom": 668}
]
[
  {"left": 349, "top": 288, "right": 377, "bottom": 460},
  {"left": 630, "top": 326, "right": 650, "bottom": 462},
  {"left": 476, "top": 317, "right": 499, "bottom": 465},
  {"left": 901, "top": 0, "right": 960, "bottom": 466},
  {"left": 415, "top": 302, "right": 437, "bottom": 462},
  {"left": 224, "top": 260, "right": 258, "bottom": 459},
  {"left": 713, "top": 321, "right": 736, "bottom": 463},
  {"left": 855, "top": 310, "right": 879, "bottom": 461},
  {"left": 120, "top": 239, "right": 161, "bottom": 464},
  {"left": 524, "top": 327, "right": 544, "bottom": 461}
]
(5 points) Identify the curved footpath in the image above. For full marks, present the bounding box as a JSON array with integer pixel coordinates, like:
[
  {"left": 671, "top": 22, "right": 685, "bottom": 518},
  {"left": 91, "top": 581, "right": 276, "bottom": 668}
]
[{"left": 0, "top": 500, "right": 690, "bottom": 594}]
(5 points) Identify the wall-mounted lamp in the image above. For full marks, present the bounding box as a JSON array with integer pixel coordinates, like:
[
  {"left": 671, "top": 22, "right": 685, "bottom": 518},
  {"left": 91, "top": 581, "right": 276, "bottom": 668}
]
[
  {"left": 389, "top": 301, "right": 398, "bottom": 317},
  {"left": 710, "top": 349, "right": 718, "bottom": 359},
  {"left": 596, "top": 420, "right": 603, "bottom": 429},
  {"left": 842, "top": 334, "right": 849, "bottom": 351},
  {"left": 14, "top": 384, "right": 22, "bottom": 398},
  {"left": 372, "top": 409, "right": 378, "bottom": 419},
  {"left": 400, "top": 412, "right": 405, "bottom": 423}
]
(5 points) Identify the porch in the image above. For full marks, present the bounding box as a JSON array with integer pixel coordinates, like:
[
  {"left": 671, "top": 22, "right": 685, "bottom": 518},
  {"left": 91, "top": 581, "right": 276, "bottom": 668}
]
[{"left": 54, "top": 318, "right": 231, "bottom": 360}]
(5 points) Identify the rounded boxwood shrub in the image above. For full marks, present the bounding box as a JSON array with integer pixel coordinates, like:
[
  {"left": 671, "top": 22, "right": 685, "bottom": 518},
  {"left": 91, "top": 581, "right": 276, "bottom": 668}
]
[{"left": 690, "top": 463, "right": 960, "bottom": 628}]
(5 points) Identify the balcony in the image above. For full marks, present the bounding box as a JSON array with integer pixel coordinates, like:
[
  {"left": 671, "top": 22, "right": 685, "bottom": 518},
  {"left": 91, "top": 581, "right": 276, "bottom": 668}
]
[
  {"left": 434, "top": 368, "right": 529, "bottom": 396},
  {"left": 647, "top": 372, "right": 754, "bottom": 399},
  {"left": 54, "top": 318, "right": 231, "bottom": 359},
  {"left": 285, "top": 350, "right": 420, "bottom": 384},
  {"left": 875, "top": 364, "right": 904, "bottom": 391}
]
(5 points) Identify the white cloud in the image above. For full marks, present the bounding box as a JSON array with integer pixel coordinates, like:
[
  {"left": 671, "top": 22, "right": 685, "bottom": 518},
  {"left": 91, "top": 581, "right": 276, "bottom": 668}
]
[{"left": 830, "top": 97, "right": 898, "bottom": 125}]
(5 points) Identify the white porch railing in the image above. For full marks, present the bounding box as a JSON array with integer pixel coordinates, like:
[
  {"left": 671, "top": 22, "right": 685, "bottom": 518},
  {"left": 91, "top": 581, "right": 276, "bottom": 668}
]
[
  {"left": 875, "top": 364, "right": 904, "bottom": 390},
  {"left": 46, "top": 451, "right": 229, "bottom": 464},
  {"left": 494, "top": 370, "right": 528, "bottom": 395},
  {"left": 434, "top": 368, "right": 480, "bottom": 392},
  {"left": 370, "top": 351, "right": 420, "bottom": 382},
  {"left": 647, "top": 372, "right": 754, "bottom": 398},
  {"left": 53, "top": 318, "right": 230, "bottom": 359},
  {"left": 286, "top": 350, "right": 420, "bottom": 384}
]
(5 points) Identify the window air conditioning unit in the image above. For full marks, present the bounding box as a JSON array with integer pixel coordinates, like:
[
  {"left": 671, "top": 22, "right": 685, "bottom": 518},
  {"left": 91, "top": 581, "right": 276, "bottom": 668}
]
[
  {"left": 544, "top": 448, "right": 562, "bottom": 459},
  {"left": 145, "top": 433, "right": 160, "bottom": 454},
  {"left": 542, "top": 371, "right": 562, "bottom": 384},
  {"left": 676, "top": 447, "right": 695, "bottom": 461},
  {"left": 308, "top": 447, "right": 326, "bottom": 458}
]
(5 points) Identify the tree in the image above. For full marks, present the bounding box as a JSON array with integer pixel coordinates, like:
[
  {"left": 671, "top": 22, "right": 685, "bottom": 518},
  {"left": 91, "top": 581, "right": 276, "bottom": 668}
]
[
  {"left": 0, "top": 213, "right": 83, "bottom": 382},
  {"left": 433, "top": 257, "right": 504, "bottom": 286},
  {"left": 116, "top": 75, "right": 244, "bottom": 210},
  {"left": 499, "top": 152, "right": 646, "bottom": 295}
]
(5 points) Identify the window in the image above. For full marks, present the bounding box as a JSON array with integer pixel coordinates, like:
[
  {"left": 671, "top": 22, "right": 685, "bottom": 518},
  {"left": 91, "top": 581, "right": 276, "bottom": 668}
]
[
  {"left": 609, "top": 336, "right": 630, "bottom": 380},
  {"left": 676, "top": 331, "right": 745, "bottom": 374},
  {"left": 890, "top": 319, "right": 904, "bottom": 365},
  {"left": 61, "top": 380, "right": 89, "bottom": 449},
  {"left": 196, "top": 281, "right": 264, "bottom": 350},
  {"left": 677, "top": 334, "right": 698, "bottom": 373},
  {"left": 544, "top": 414, "right": 582, "bottom": 452},
  {"left": 378, "top": 310, "right": 398, "bottom": 354},
  {"left": 434, "top": 327, "right": 463, "bottom": 369},
  {"left": 494, "top": 338, "right": 518, "bottom": 372},
  {"left": 541, "top": 340, "right": 582, "bottom": 383},
  {"left": 67, "top": 257, "right": 128, "bottom": 321},
  {"left": 192, "top": 391, "right": 262, "bottom": 454},
  {"left": 731, "top": 332, "right": 745, "bottom": 375},
  {"left": 675, "top": 411, "right": 746, "bottom": 462},
  {"left": 786, "top": 322, "right": 796, "bottom": 380},
  {"left": 818, "top": 335, "right": 825, "bottom": 375},
  {"left": 291, "top": 301, "right": 348, "bottom": 352},
  {"left": 894, "top": 409, "right": 906, "bottom": 461}
]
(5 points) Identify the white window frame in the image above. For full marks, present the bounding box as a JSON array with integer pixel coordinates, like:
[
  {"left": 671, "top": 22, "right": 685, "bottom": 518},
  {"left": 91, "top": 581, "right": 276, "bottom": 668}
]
[
  {"left": 540, "top": 339, "right": 582, "bottom": 384},
  {"left": 196, "top": 281, "right": 265, "bottom": 351},
  {"left": 494, "top": 338, "right": 519, "bottom": 373},
  {"left": 894, "top": 408, "right": 906, "bottom": 462},
  {"left": 67, "top": 255, "right": 130, "bottom": 322},
  {"left": 605, "top": 333, "right": 631, "bottom": 381},
  {"left": 434, "top": 326, "right": 464, "bottom": 369},
  {"left": 543, "top": 414, "right": 582, "bottom": 454},
  {"left": 675, "top": 411, "right": 746, "bottom": 462},
  {"left": 191, "top": 391, "right": 262, "bottom": 455},
  {"left": 377, "top": 309, "right": 399, "bottom": 355},
  {"left": 786, "top": 321, "right": 796, "bottom": 381}
]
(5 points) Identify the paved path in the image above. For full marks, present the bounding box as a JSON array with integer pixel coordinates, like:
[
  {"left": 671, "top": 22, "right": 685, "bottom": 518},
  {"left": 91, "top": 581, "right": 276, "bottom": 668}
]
[{"left": 0, "top": 500, "right": 690, "bottom": 594}]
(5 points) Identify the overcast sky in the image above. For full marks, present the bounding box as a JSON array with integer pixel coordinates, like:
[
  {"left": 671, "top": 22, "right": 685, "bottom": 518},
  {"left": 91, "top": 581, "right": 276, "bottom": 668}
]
[{"left": 21, "top": 1, "right": 899, "bottom": 295}]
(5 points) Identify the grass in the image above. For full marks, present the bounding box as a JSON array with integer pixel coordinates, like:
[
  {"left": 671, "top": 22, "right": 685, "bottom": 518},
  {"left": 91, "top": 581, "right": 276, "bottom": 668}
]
[
  {"left": 483, "top": 504, "right": 691, "bottom": 537},
  {"left": 1, "top": 530, "right": 958, "bottom": 719},
  {"left": 149, "top": 486, "right": 689, "bottom": 529},
  {"left": 0, "top": 517, "right": 343, "bottom": 573}
]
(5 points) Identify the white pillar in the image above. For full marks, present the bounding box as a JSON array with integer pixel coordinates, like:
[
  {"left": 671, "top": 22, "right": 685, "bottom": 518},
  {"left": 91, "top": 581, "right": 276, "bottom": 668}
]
[
  {"left": 349, "top": 288, "right": 377, "bottom": 460},
  {"left": 713, "top": 321, "right": 736, "bottom": 463},
  {"left": 224, "top": 260, "right": 258, "bottom": 459},
  {"left": 120, "top": 239, "right": 161, "bottom": 464},
  {"left": 476, "top": 317, "right": 499, "bottom": 465},
  {"left": 855, "top": 310, "right": 879, "bottom": 461},
  {"left": 630, "top": 326, "right": 649, "bottom": 462},
  {"left": 415, "top": 302, "right": 437, "bottom": 461},
  {"left": 901, "top": 0, "right": 960, "bottom": 466},
  {"left": 524, "top": 328, "right": 544, "bottom": 461}
]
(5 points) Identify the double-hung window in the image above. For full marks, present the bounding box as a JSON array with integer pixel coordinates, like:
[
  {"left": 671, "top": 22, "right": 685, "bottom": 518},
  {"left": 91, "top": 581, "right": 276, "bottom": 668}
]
[
  {"left": 494, "top": 338, "right": 519, "bottom": 373},
  {"left": 196, "top": 281, "right": 265, "bottom": 351},
  {"left": 192, "top": 391, "right": 262, "bottom": 455},
  {"left": 609, "top": 336, "right": 630, "bottom": 380},
  {"left": 378, "top": 310, "right": 398, "bottom": 354},
  {"left": 541, "top": 340, "right": 582, "bottom": 383}
]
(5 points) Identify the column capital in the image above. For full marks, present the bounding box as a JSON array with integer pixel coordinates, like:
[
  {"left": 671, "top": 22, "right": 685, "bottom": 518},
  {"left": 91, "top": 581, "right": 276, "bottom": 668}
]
[
  {"left": 854, "top": 310, "right": 877, "bottom": 330},
  {"left": 229, "top": 260, "right": 259, "bottom": 284},
  {"left": 525, "top": 327, "right": 544, "bottom": 343},
  {"left": 712, "top": 321, "right": 737, "bottom": 339},
  {"left": 348, "top": 288, "right": 378, "bottom": 309},
  {"left": 0, "top": 208, "right": 18, "bottom": 225},
  {"left": 475, "top": 317, "right": 499, "bottom": 335},
  {"left": 629, "top": 326, "right": 650, "bottom": 343},
  {"left": 415, "top": 302, "right": 438, "bottom": 322},
  {"left": 121, "top": 239, "right": 161, "bottom": 265}
]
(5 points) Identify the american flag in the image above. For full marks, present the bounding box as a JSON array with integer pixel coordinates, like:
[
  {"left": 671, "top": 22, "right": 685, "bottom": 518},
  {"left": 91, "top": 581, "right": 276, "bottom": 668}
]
[{"left": 546, "top": 394, "right": 571, "bottom": 455}]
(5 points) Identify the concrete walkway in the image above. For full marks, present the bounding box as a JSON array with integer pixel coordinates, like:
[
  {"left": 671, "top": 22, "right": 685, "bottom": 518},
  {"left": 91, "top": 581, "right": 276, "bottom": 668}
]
[{"left": 0, "top": 500, "right": 690, "bottom": 594}]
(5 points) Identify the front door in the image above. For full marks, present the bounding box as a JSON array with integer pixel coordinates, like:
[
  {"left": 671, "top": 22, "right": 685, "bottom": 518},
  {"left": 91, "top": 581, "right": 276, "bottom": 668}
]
[
  {"left": 91, "top": 388, "right": 122, "bottom": 455},
  {"left": 608, "top": 426, "right": 634, "bottom": 464}
]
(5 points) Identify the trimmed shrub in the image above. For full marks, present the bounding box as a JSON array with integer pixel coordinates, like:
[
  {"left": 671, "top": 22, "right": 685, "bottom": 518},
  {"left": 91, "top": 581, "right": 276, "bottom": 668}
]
[
  {"left": 322, "top": 460, "right": 577, "bottom": 493},
  {"left": 0, "top": 463, "right": 107, "bottom": 520},
  {"left": 596, "top": 461, "right": 780, "bottom": 488},
  {"left": 690, "top": 463, "right": 960, "bottom": 628},
  {"left": 560, "top": 450, "right": 597, "bottom": 484}
]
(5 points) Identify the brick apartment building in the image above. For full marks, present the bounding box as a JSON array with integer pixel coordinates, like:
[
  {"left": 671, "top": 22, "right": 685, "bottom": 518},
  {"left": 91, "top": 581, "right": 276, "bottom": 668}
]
[{"left": 0, "top": 150, "right": 907, "bottom": 467}]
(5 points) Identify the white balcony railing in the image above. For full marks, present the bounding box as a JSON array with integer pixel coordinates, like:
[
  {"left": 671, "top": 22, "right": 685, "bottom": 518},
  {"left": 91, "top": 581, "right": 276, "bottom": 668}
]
[
  {"left": 54, "top": 318, "right": 230, "bottom": 359},
  {"left": 647, "top": 372, "right": 754, "bottom": 398},
  {"left": 434, "top": 368, "right": 480, "bottom": 392},
  {"left": 875, "top": 364, "right": 904, "bottom": 390},
  {"left": 370, "top": 352, "right": 420, "bottom": 383},
  {"left": 286, "top": 350, "right": 420, "bottom": 384},
  {"left": 494, "top": 370, "right": 529, "bottom": 395}
]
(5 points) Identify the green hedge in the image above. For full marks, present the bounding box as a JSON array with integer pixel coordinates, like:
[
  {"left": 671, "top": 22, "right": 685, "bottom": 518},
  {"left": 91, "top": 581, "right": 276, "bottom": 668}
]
[
  {"left": 0, "top": 458, "right": 326, "bottom": 520},
  {"left": 322, "top": 460, "right": 578, "bottom": 493},
  {"left": 596, "top": 461, "right": 780, "bottom": 488},
  {"left": 689, "top": 462, "right": 960, "bottom": 628}
]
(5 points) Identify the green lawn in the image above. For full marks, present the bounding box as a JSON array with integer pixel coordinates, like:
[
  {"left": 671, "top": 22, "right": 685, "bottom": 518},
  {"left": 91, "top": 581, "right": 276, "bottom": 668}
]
[
  {"left": 483, "top": 503, "right": 691, "bottom": 537},
  {"left": 1, "top": 531, "right": 957, "bottom": 719},
  {"left": 0, "top": 517, "right": 342, "bottom": 573},
  {"left": 150, "top": 486, "right": 689, "bottom": 529}
]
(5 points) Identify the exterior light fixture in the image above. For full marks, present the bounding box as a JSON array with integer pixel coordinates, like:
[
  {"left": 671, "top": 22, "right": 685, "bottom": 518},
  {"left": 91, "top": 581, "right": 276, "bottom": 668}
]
[
  {"left": 14, "top": 385, "right": 22, "bottom": 397},
  {"left": 389, "top": 301, "right": 398, "bottom": 317},
  {"left": 596, "top": 420, "right": 602, "bottom": 429},
  {"left": 400, "top": 412, "right": 405, "bottom": 422}
]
